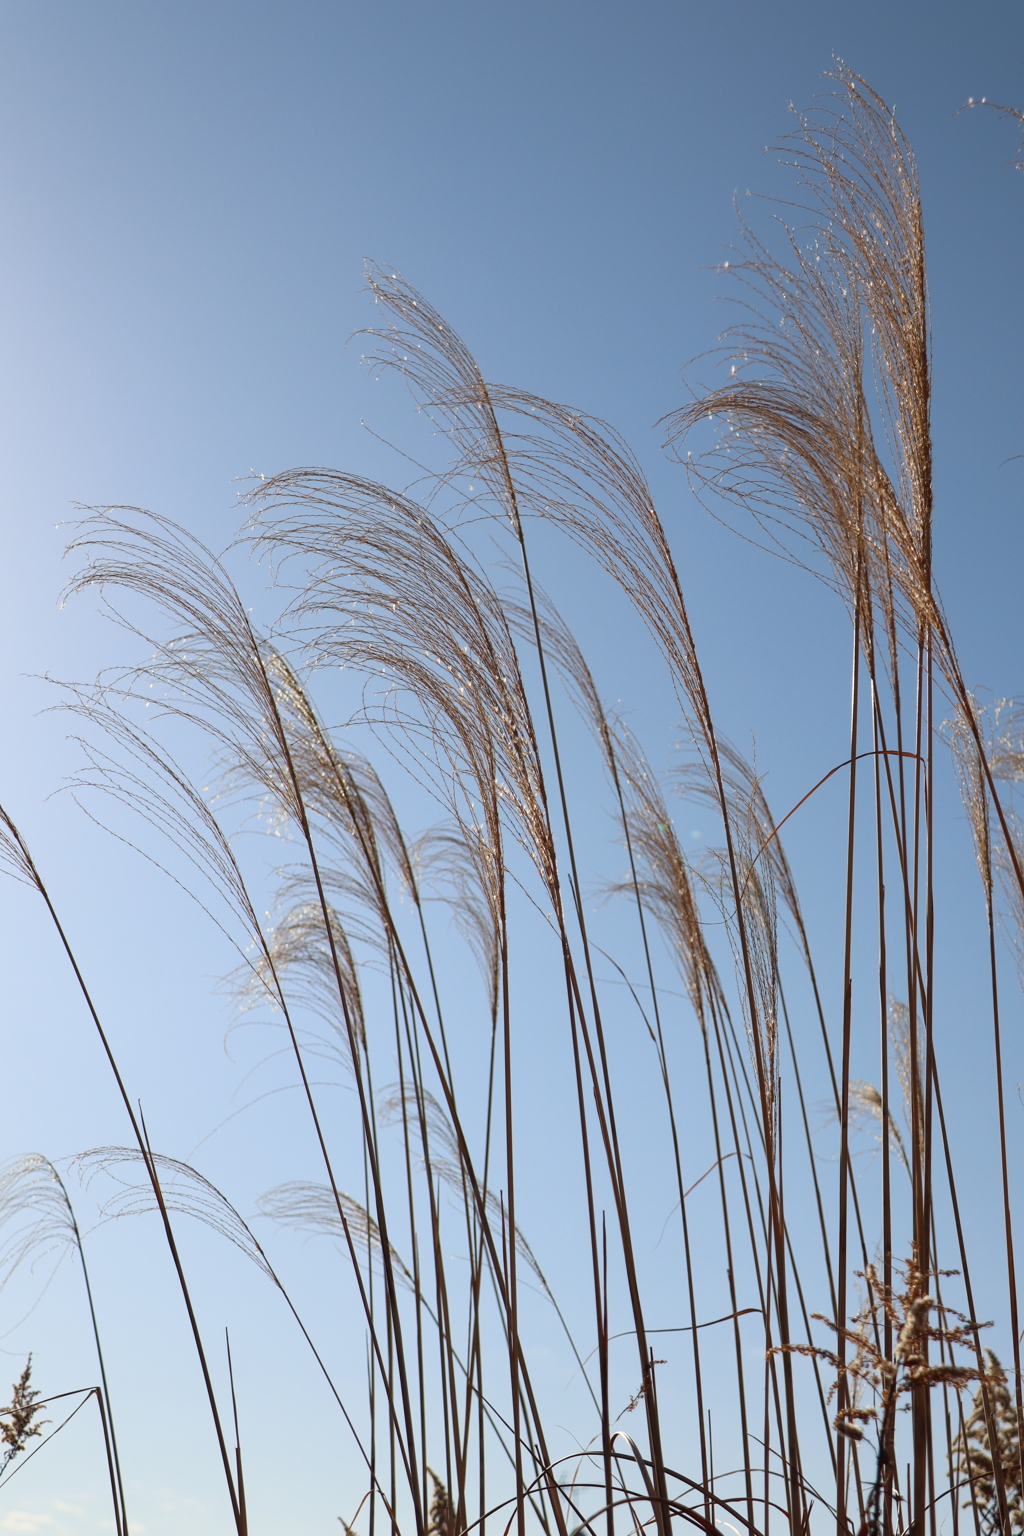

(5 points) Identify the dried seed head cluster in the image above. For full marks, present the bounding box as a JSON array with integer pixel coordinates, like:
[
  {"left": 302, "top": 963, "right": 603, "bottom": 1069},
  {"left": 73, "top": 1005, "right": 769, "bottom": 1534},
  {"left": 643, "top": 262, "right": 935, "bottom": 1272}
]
[
  {"left": 0, "top": 1357, "right": 46, "bottom": 1473},
  {"left": 426, "top": 1470, "right": 455, "bottom": 1536},
  {"left": 954, "top": 1351, "right": 1024, "bottom": 1533},
  {"left": 776, "top": 1249, "right": 991, "bottom": 1443}
]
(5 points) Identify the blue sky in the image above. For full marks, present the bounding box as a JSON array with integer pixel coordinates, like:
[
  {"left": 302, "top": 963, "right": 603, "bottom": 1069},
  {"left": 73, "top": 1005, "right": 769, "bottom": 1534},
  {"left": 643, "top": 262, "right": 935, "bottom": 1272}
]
[{"left": 1, "top": 2, "right": 1023, "bottom": 1531}]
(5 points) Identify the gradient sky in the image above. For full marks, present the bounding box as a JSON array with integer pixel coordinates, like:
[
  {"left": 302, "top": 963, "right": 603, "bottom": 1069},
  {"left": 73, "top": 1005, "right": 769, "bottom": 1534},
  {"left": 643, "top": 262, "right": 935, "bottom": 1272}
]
[{"left": 1, "top": 3, "right": 1023, "bottom": 1532}]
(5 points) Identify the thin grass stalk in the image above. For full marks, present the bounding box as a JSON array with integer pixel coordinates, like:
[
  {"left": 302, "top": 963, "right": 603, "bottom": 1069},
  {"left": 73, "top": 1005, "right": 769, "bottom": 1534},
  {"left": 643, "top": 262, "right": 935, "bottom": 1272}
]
[
  {"left": 455, "top": 1202, "right": 488, "bottom": 1536},
  {"left": 772, "top": 998, "right": 829, "bottom": 1318},
  {"left": 421, "top": 1122, "right": 465, "bottom": 1514},
  {"left": 600, "top": 1214, "right": 613, "bottom": 1536},
  {"left": 836, "top": 590, "right": 864, "bottom": 1536},
  {"left": 559, "top": 951, "right": 616, "bottom": 1496},
  {"left": 45, "top": 1164, "right": 129, "bottom": 1536},
  {"left": 389, "top": 1283, "right": 398, "bottom": 1536},
  {"left": 986, "top": 874, "right": 1024, "bottom": 1486},
  {"left": 369, "top": 1307, "right": 378, "bottom": 1536},
  {"left": 701, "top": 990, "right": 784, "bottom": 1529},
  {"left": 777, "top": 992, "right": 840, "bottom": 1468},
  {"left": 225, "top": 1332, "right": 248, "bottom": 1536},
  {"left": 91, "top": 1386, "right": 124, "bottom": 1536},
  {"left": 707, "top": 987, "right": 772, "bottom": 1327},
  {"left": 495, "top": 914, "right": 527, "bottom": 1536},
  {"left": 392, "top": 967, "right": 425, "bottom": 1532},
  {"left": 927, "top": 1223, "right": 957, "bottom": 1536},
  {"left": 700, "top": 1012, "right": 756, "bottom": 1531},
  {"left": 871, "top": 681, "right": 894, "bottom": 1536},
  {"left": 393, "top": 976, "right": 435, "bottom": 1522},
  {"left": 908, "top": 641, "right": 929, "bottom": 1536},
  {"left": 923, "top": 637, "right": 938, "bottom": 1536},
  {"left": 463, "top": 949, "right": 504, "bottom": 1536}
]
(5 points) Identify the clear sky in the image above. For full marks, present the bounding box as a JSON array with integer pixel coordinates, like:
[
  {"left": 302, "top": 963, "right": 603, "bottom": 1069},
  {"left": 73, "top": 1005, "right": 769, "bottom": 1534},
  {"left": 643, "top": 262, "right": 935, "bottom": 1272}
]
[{"left": 1, "top": 3, "right": 1023, "bottom": 1532}]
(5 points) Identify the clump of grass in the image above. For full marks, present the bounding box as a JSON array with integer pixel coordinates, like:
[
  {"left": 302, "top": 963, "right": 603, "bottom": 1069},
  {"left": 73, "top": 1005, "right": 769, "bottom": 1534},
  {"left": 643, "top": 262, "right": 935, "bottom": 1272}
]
[{"left": 0, "top": 62, "right": 1022, "bottom": 1536}]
